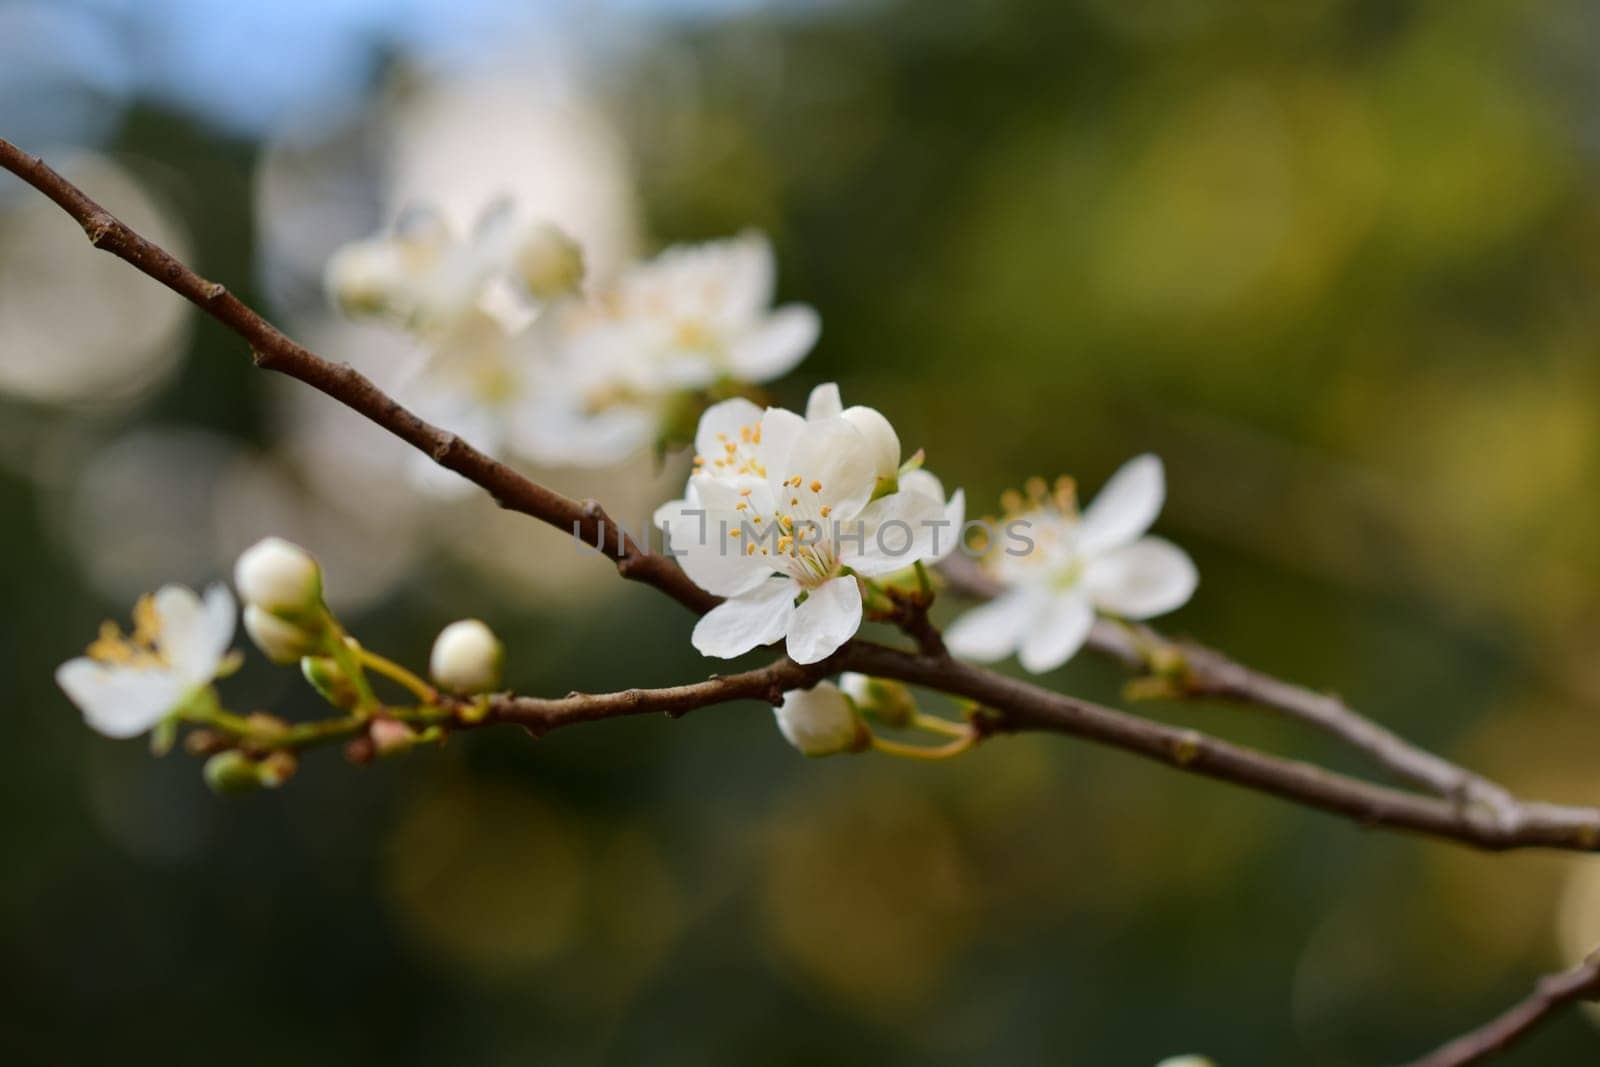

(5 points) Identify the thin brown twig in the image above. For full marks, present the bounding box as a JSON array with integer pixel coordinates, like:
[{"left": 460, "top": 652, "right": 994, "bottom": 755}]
[
  {"left": 940, "top": 551, "right": 1524, "bottom": 821},
  {"left": 838, "top": 643, "right": 1600, "bottom": 853},
  {"left": 1398, "top": 951, "right": 1600, "bottom": 1066},
  {"left": 483, "top": 656, "right": 822, "bottom": 736},
  {"left": 7, "top": 136, "right": 1600, "bottom": 1065}
]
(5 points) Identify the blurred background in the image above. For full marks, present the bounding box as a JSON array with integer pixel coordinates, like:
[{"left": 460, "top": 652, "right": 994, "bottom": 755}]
[{"left": 4, "top": 0, "right": 1600, "bottom": 1063}]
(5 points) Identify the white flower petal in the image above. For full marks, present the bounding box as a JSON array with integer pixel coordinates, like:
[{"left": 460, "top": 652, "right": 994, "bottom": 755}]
[
  {"left": 1077, "top": 454, "right": 1166, "bottom": 557},
  {"left": 1018, "top": 591, "right": 1095, "bottom": 673},
  {"left": 55, "top": 658, "right": 186, "bottom": 739},
  {"left": 841, "top": 404, "right": 901, "bottom": 480},
  {"left": 691, "top": 577, "right": 798, "bottom": 659},
  {"left": 898, "top": 471, "right": 965, "bottom": 561},
  {"left": 786, "top": 575, "right": 863, "bottom": 664},
  {"left": 770, "top": 416, "right": 876, "bottom": 518},
  {"left": 729, "top": 304, "right": 820, "bottom": 383},
  {"left": 694, "top": 397, "right": 766, "bottom": 460},
  {"left": 1084, "top": 536, "right": 1198, "bottom": 619},
  {"left": 945, "top": 588, "right": 1047, "bottom": 663},
  {"left": 716, "top": 230, "right": 777, "bottom": 322},
  {"left": 897, "top": 468, "right": 945, "bottom": 501},
  {"left": 941, "top": 488, "right": 967, "bottom": 558},
  {"left": 757, "top": 407, "right": 807, "bottom": 477},
  {"left": 507, "top": 401, "right": 654, "bottom": 468},
  {"left": 152, "top": 584, "right": 233, "bottom": 685},
  {"left": 196, "top": 583, "right": 238, "bottom": 680},
  {"left": 805, "top": 382, "right": 842, "bottom": 421},
  {"left": 846, "top": 489, "right": 948, "bottom": 577},
  {"left": 659, "top": 500, "right": 775, "bottom": 598}
]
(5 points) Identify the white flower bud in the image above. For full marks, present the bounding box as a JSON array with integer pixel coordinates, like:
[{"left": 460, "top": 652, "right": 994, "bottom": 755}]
[
  {"left": 243, "top": 604, "right": 315, "bottom": 664},
  {"left": 513, "top": 223, "right": 585, "bottom": 299},
  {"left": 839, "top": 672, "right": 916, "bottom": 729},
  {"left": 774, "top": 682, "right": 867, "bottom": 757},
  {"left": 841, "top": 405, "right": 901, "bottom": 482},
  {"left": 1155, "top": 1058, "right": 1216, "bottom": 1067},
  {"left": 234, "top": 537, "right": 322, "bottom": 616},
  {"left": 429, "top": 619, "right": 504, "bottom": 694}
]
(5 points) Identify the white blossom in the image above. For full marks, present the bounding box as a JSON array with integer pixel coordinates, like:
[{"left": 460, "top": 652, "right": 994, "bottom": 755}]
[
  {"left": 324, "top": 203, "right": 518, "bottom": 331},
  {"left": 774, "top": 682, "right": 866, "bottom": 756},
  {"left": 658, "top": 393, "right": 951, "bottom": 664},
  {"left": 1154, "top": 1058, "right": 1216, "bottom": 1067},
  {"left": 56, "top": 584, "right": 236, "bottom": 738},
  {"left": 946, "top": 454, "right": 1197, "bottom": 673},
  {"left": 578, "top": 230, "right": 819, "bottom": 391},
  {"left": 430, "top": 619, "right": 504, "bottom": 694},
  {"left": 512, "top": 223, "right": 585, "bottom": 300}
]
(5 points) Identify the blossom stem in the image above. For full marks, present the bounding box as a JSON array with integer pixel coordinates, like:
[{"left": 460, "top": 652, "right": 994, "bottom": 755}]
[
  {"left": 869, "top": 730, "right": 978, "bottom": 761},
  {"left": 911, "top": 711, "right": 970, "bottom": 739},
  {"left": 355, "top": 647, "right": 438, "bottom": 703},
  {"left": 324, "top": 624, "right": 380, "bottom": 715}
]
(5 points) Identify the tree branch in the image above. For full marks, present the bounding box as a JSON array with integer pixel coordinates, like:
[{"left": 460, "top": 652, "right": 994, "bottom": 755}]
[
  {"left": 483, "top": 656, "right": 821, "bottom": 737},
  {"left": 941, "top": 554, "right": 1523, "bottom": 821},
  {"left": 1398, "top": 951, "right": 1600, "bottom": 1067},
  {"left": 839, "top": 644, "right": 1600, "bottom": 853},
  {"left": 9, "top": 136, "right": 1600, "bottom": 1062},
  {"left": 9, "top": 133, "right": 1600, "bottom": 854}
]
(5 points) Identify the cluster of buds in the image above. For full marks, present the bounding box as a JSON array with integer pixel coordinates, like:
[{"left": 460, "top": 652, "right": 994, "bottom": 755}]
[
  {"left": 56, "top": 530, "right": 512, "bottom": 795},
  {"left": 773, "top": 673, "right": 935, "bottom": 758},
  {"left": 236, "top": 537, "right": 327, "bottom": 663}
]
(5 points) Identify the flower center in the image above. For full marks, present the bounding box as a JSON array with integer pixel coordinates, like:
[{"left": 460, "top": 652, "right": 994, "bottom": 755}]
[
  {"left": 717, "top": 466, "right": 841, "bottom": 589},
  {"left": 87, "top": 594, "right": 169, "bottom": 669}
]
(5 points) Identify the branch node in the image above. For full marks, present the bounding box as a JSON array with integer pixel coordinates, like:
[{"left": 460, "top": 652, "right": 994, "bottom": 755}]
[
  {"left": 431, "top": 434, "right": 459, "bottom": 462},
  {"left": 1170, "top": 730, "right": 1204, "bottom": 766},
  {"left": 84, "top": 211, "right": 116, "bottom": 246}
]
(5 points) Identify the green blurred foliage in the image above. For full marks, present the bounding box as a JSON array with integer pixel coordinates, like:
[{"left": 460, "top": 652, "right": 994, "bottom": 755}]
[{"left": 6, "top": 0, "right": 1600, "bottom": 1063}]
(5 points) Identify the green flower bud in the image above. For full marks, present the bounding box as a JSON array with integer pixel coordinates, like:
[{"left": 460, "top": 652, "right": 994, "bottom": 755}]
[
  {"left": 301, "top": 655, "right": 359, "bottom": 711},
  {"left": 203, "top": 750, "right": 261, "bottom": 795}
]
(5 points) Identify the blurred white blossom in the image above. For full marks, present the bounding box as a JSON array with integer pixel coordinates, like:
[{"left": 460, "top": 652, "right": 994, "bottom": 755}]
[
  {"left": 326, "top": 219, "right": 820, "bottom": 476},
  {"left": 56, "top": 584, "right": 235, "bottom": 738}
]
